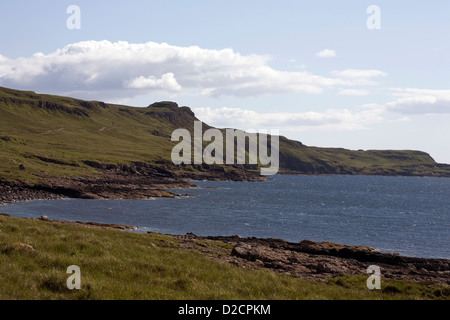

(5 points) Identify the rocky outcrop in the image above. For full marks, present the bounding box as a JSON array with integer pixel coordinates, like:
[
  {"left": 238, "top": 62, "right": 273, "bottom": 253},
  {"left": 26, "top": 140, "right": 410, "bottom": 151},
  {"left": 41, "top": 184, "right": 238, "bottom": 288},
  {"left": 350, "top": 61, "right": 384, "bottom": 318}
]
[
  {"left": 0, "top": 180, "right": 67, "bottom": 204},
  {"left": 145, "top": 102, "right": 199, "bottom": 131},
  {"left": 0, "top": 159, "right": 264, "bottom": 205},
  {"left": 174, "top": 234, "right": 450, "bottom": 286},
  {"left": 0, "top": 96, "right": 108, "bottom": 118},
  {"left": 0, "top": 174, "right": 190, "bottom": 205}
]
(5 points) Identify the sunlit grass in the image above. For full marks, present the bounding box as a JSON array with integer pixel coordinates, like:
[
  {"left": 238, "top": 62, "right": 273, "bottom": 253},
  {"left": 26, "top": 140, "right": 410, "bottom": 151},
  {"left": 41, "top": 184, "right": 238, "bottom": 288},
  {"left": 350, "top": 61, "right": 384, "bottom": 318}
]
[{"left": 0, "top": 215, "right": 448, "bottom": 300}]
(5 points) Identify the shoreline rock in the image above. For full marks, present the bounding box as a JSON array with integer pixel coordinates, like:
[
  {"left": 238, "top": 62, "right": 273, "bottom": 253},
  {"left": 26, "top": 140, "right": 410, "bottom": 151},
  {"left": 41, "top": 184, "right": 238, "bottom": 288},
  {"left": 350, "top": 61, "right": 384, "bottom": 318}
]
[
  {"left": 0, "top": 175, "right": 195, "bottom": 205},
  {"left": 0, "top": 164, "right": 265, "bottom": 205},
  {"left": 173, "top": 233, "right": 450, "bottom": 286}
]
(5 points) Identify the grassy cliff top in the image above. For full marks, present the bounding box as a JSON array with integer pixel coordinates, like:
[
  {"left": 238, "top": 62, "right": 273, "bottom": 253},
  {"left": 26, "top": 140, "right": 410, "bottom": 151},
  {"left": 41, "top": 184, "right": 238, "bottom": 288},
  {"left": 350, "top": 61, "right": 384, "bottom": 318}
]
[{"left": 1, "top": 86, "right": 450, "bottom": 183}]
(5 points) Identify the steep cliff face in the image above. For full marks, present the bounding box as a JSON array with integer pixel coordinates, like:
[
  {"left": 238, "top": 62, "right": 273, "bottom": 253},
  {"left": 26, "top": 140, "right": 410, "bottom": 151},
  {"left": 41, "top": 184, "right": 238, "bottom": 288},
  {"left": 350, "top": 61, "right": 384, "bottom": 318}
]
[{"left": 145, "top": 101, "right": 202, "bottom": 135}]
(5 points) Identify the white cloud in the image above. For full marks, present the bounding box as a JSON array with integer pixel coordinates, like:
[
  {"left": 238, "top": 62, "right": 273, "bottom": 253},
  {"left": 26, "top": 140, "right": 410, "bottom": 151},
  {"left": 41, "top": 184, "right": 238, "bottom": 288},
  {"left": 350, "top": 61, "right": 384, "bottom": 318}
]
[
  {"left": 192, "top": 106, "right": 384, "bottom": 131},
  {"left": 389, "top": 116, "right": 412, "bottom": 123},
  {"left": 126, "top": 73, "right": 181, "bottom": 91},
  {"left": 338, "top": 89, "right": 370, "bottom": 96},
  {"left": 330, "top": 69, "right": 387, "bottom": 86},
  {"left": 316, "top": 49, "right": 336, "bottom": 58},
  {"left": 331, "top": 69, "right": 387, "bottom": 79},
  {"left": 0, "top": 41, "right": 382, "bottom": 100},
  {"left": 386, "top": 88, "right": 450, "bottom": 114}
]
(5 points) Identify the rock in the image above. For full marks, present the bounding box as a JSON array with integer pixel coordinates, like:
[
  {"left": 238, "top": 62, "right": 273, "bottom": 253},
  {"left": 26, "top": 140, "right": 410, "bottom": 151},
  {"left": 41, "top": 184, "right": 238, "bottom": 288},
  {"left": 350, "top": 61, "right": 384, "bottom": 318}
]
[
  {"left": 16, "top": 242, "right": 35, "bottom": 252},
  {"left": 2, "top": 242, "right": 36, "bottom": 255},
  {"left": 315, "top": 262, "right": 343, "bottom": 274},
  {"left": 18, "top": 164, "right": 25, "bottom": 170},
  {"left": 148, "top": 101, "right": 179, "bottom": 109},
  {"left": 406, "top": 263, "right": 417, "bottom": 271},
  {"left": 263, "top": 260, "right": 286, "bottom": 269},
  {"left": 231, "top": 243, "right": 261, "bottom": 261},
  {"left": 198, "top": 235, "right": 450, "bottom": 285},
  {"left": 39, "top": 215, "right": 49, "bottom": 221},
  {"left": 255, "top": 259, "right": 264, "bottom": 267}
]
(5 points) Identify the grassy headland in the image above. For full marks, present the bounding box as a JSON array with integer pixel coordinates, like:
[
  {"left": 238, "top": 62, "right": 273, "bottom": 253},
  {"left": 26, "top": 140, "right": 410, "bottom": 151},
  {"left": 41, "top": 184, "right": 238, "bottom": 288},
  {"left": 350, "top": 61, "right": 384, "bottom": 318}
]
[
  {"left": 0, "top": 215, "right": 448, "bottom": 300},
  {"left": 1, "top": 85, "right": 450, "bottom": 189}
]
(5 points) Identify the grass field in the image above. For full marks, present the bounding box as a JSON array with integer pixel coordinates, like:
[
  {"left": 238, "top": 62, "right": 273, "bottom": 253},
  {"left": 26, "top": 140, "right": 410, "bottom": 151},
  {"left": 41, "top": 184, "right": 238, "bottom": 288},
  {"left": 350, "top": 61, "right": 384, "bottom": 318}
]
[{"left": 0, "top": 215, "right": 448, "bottom": 300}]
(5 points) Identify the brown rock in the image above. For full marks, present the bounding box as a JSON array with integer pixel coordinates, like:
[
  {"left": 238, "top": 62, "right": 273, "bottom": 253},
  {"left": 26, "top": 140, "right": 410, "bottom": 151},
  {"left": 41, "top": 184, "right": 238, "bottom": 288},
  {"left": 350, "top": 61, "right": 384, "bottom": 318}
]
[
  {"left": 2, "top": 242, "right": 36, "bottom": 255},
  {"left": 203, "top": 235, "right": 450, "bottom": 285},
  {"left": 231, "top": 243, "right": 261, "bottom": 261},
  {"left": 315, "top": 262, "right": 344, "bottom": 274}
]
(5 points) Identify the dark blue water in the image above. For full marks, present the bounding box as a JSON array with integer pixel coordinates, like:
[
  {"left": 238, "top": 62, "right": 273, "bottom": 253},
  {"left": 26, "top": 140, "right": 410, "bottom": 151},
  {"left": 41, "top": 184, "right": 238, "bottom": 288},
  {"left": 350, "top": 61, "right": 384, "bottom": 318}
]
[{"left": 2, "top": 175, "right": 450, "bottom": 259}]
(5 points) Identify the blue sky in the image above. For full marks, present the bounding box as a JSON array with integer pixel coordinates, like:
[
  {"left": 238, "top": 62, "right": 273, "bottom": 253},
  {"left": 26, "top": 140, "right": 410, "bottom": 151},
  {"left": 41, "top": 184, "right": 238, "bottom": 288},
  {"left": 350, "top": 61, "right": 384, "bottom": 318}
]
[{"left": 1, "top": 0, "right": 450, "bottom": 162}]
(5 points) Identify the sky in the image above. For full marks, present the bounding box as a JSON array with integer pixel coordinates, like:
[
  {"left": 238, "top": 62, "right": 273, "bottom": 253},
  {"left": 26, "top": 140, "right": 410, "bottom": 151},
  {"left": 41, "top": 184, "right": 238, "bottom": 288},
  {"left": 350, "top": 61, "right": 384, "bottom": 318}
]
[{"left": 1, "top": 0, "right": 450, "bottom": 163}]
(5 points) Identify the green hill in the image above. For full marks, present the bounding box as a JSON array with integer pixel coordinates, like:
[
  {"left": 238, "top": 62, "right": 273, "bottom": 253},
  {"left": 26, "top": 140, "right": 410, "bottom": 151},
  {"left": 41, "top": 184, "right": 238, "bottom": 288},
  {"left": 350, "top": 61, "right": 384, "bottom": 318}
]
[{"left": 1, "top": 85, "right": 450, "bottom": 187}]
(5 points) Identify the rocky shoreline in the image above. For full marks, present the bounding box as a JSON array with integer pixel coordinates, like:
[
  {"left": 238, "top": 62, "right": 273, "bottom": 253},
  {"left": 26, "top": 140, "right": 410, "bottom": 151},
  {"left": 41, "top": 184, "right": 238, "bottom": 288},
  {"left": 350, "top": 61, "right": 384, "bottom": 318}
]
[
  {"left": 1, "top": 214, "right": 449, "bottom": 287},
  {"left": 0, "top": 175, "right": 195, "bottom": 206},
  {"left": 0, "top": 165, "right": 265, "bottom": 206},
  {"left": 173, "top": 233, "right": 450, "bottom": 286}
]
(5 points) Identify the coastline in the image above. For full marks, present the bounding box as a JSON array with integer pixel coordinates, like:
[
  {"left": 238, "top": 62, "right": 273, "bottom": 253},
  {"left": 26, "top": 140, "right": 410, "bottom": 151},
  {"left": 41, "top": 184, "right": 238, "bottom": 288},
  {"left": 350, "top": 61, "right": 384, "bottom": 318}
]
[
  {"left": 0, "top": 175, "right": 195, "bottom": 206},
  {"left": 0, "top": 166, "right": 267, "bottom": 206},
  {"left": 3, "top": 164, "right": 450, "bottom": 206},
  {"left": 1, "top": 214, "right": 448, "bottom": 287},
  {"left": 176, "top": 233, "right": 450, "bottom": 286},
  {"left": 1, "top": 173, "right": 449, "bottom": 285}
]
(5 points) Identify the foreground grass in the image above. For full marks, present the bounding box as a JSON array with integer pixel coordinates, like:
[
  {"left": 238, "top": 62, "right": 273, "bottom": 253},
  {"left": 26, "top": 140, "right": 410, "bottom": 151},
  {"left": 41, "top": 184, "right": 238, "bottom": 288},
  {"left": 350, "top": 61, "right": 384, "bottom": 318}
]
[{"left": 0, "top": 215, "right": 448, "bottom": 300}]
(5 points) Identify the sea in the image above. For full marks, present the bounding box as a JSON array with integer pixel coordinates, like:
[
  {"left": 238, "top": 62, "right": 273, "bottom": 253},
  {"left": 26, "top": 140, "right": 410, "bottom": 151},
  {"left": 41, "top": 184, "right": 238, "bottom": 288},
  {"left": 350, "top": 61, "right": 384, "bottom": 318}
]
[{"left": 2, "top": 175, "right": 449, "bottom": 259}]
